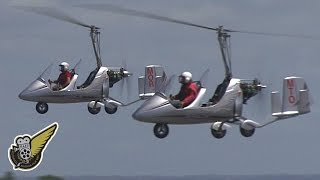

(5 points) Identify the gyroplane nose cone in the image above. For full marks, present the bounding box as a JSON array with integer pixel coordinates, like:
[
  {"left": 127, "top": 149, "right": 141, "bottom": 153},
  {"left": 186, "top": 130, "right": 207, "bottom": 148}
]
[
  {"left": 19, "top": 90, "right": 28, "bottom": 100},
  {"left": 132, "top": 101, "right": 154, "bottom": 122},
  {"left": 132, "top": 93, "right": 169, "bottom": 122},
  {"left": 132, "top": 108, "right": 145, "bottom": 121}
]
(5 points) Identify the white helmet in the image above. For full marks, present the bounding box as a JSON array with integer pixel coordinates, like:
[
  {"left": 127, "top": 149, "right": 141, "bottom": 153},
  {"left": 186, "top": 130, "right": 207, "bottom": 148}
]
[
  {"left": 59, "top": 62, "right": 69, "bottom": 71},
  {"left": 179, "top": 71, "right": 192, "bottom": 84}
]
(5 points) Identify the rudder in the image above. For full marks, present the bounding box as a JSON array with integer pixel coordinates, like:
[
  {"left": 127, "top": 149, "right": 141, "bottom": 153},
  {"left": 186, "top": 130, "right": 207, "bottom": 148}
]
[{"left": 138, "top": 65, "right": 167, "bottom": 99}]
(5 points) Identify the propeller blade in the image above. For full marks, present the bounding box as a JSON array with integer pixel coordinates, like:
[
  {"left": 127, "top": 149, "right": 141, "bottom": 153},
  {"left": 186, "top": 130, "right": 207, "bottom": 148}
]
[
  {"left": 126, "top": 75, "right": 133, "bottom": 100},
  {"left": 14, "top": 6, "right": 93, "bottom": 29},
  {"left": 119, "top": 75, "right": 125, "bottom": 96},
  {"left": 117, "top": 58, "right": 133, "bottom": 99},
  {"left": 122, "top": 58, "right": 127, "bottom": 70}
]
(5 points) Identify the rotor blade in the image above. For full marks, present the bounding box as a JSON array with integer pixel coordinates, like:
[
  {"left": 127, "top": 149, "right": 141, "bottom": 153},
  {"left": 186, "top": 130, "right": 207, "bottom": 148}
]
[
  {"left": 77, "top": 4, "right": 218, "bottom": 31},
  {"left": 78, "top": 4, "right": 319, "bottom": 40},
  {"left": 228, "top": 29, "right": 320, "bottom": 40},
  {"left": 14, "top": 6, "right": 92, "bottom": 29}
]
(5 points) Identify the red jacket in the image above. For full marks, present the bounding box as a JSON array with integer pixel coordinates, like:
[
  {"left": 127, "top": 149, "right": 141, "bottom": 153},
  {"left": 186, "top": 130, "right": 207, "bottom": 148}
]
[
  {"left": 57, "top": 71, "right": 72, "bottom": 87},
  {"left": 174, "top": 82, "right": 199, "bottom": 107}
]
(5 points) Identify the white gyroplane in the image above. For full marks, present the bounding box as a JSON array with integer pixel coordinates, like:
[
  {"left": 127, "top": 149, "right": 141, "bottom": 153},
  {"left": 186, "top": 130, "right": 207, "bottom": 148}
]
[
  {"left": 134, "top": 66, "right": 310, "bottom": 139},
  {"left": 17, "top": 7, "right": 133, "bottom": 114},
  {"left": 81, "top": 4, "right": 312, "bottom": 138}
]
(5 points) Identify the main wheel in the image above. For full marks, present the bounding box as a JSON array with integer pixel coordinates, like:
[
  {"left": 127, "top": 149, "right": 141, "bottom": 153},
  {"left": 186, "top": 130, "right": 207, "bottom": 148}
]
[
  {"left": 36, "top": 102, "right": 48, "bottom": 114},
  {"left": 240, "top": 127, "right": 255, "bottom": 137},
  {"left": 153, "top": 123, "right": 169, "bottom": 139},
  {"left": 105, "top": 106, "right": 118, "bottom": 114},
  {"left": 88, "top": 106, "right": 101, "bottom": 115},
  {"left": 211, "top": 129, "right": 226, "bottom": 139}
]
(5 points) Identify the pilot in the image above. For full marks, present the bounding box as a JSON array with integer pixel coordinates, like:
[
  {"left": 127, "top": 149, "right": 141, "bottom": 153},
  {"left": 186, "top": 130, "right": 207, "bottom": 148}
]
[
  {"left": 170, "top": 71, "right": 199, "bottom": 108},
  {"left": 49, "top": 62, "right": 72, "bottom": 91}
]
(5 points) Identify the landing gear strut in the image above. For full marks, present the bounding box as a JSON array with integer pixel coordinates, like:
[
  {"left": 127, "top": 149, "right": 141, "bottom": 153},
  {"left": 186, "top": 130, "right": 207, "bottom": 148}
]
[{"left": 87, "top": 102, "right": 101, "bottom": 115}]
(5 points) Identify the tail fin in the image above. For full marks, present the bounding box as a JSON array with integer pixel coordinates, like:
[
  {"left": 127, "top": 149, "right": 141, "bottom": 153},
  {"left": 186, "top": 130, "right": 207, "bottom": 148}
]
[
  {"left": 271, "top": 77, "right": 310, "bottom": 119},
  {"left": 138, "top": 65, "right": 167, "bottom": 99}
]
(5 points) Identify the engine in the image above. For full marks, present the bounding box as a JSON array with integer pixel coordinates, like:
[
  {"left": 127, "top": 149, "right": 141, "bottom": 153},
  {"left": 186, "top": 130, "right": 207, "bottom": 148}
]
[{"left": 240, "top": 78, "right": 266, "bottom": 104}]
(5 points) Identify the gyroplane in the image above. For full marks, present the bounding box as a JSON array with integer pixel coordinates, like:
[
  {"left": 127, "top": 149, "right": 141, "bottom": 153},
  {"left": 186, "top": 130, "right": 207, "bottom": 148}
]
[
  {"left": 80, "top": 4, "right": 312, "bottom": 138},
  {"left": 17, "top": 6, "right": 134, "bottom": 115}
]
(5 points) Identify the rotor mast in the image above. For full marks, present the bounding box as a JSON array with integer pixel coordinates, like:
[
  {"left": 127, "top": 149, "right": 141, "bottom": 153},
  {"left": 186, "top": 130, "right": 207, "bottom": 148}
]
[
  {"left": 90, "top": 26, "right": 102, "bottom": 68},
  {"left": 217, "top": 26, "right": 232, "bottom": 78}
]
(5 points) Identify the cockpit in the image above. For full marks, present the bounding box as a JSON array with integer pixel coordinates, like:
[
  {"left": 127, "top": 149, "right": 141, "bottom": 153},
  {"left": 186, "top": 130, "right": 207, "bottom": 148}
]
[{"left": 207, "top": 76, "right": 231, "bottom": 105}]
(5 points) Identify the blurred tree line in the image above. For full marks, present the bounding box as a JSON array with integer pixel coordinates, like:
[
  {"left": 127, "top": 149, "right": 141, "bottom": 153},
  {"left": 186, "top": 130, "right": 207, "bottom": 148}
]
[{"left": 0, "top": 171, "right": 64, "bottom": 180}]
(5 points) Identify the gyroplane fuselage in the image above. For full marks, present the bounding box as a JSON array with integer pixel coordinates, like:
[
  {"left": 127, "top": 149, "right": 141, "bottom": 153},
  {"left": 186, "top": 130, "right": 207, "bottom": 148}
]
[{"left": 18, "top": 8, "right": 132, "bottom": 115}]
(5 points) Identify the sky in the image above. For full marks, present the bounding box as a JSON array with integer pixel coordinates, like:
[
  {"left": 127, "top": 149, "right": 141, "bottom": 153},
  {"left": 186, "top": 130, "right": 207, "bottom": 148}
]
[{"left": 1, "top": 0, "right": 320, "bottom": 177}]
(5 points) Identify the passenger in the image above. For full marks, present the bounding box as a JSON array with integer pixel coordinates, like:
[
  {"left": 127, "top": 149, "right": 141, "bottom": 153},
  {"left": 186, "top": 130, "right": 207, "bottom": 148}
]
[
  {"left": 170, "top": 72, "right": 199, "bottom": 108},
  {"left": 49, "top": 62, "right": 72, "bottom": 91}
]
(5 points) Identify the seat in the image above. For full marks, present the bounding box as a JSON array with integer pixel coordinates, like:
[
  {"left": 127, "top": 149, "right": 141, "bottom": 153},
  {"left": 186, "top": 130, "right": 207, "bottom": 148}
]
[
  {"left": 209, "top": 78, "right": 230, "bottom": 104},
  {"left": 60, "top": 74, "right": 78, "bottom": 91},
  {"left": 77, "top": 68, "right": 99, "bottom": 89},
  {"left": 170, "top": 81, "right": 203, "bottom": 109},
  {"left": 184, "top": 88, "right": 207, "bottom": 109}
]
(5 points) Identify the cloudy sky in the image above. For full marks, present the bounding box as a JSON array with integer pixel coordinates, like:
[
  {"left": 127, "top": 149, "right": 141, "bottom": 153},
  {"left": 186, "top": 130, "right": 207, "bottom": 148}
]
[{"left": 1, "top": 0, "right": 320, "bottom": 177}]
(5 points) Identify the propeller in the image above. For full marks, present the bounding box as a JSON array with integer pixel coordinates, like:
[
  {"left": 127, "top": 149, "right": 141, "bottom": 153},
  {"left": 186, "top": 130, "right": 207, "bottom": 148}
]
[
  {"left": 77, "top": 3, "right": 320, "bottom": 40},
  {"left": 248, "top": 71, "right": 274, "bottom": 120},
  {"left": 119, "top": 59, "right": 133, "bottom": 100},
  {"left": 14, "top": 5, "right": 98, "bottom": 29}
]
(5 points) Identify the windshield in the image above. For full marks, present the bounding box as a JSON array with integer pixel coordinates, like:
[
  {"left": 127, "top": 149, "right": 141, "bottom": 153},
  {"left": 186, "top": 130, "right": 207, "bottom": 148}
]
[
  {"left": 159, "top": 73, "right": 176, "bottom": 95},
  {"left": 37, "top": 64, "right": 53, "bottom": 83},
  {"left": 72, "top": 59, "right": 82, "bottom": 74}
]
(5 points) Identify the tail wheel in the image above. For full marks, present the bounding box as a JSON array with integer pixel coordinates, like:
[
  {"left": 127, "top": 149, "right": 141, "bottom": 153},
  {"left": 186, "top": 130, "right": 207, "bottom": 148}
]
[
  {"left": 240, "top": 127, "right": 255, "bottom": 137},
  {"left": 87, "top": 106, "right": 101, "bottom": 115},
  {"left": 36, "top": 102, "right": 48, "bottom": 114},
  {"left": 211, "top": 129, "right": 226, "bottom": 139},
  {"left": 105, "top": 106, "right": 118, "bottom": 114},
  {"left": 153, "top": 123, "right": 169, "bottom": 139}
]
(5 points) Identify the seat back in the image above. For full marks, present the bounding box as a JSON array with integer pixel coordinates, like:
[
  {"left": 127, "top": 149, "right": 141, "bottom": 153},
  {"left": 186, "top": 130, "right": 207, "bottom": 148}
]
[
  {"left": 60, "top": 74, "right": 78, "bottom": 91},
  {"left": 184, "top": 88, "right": 206, "bottom": 109}
]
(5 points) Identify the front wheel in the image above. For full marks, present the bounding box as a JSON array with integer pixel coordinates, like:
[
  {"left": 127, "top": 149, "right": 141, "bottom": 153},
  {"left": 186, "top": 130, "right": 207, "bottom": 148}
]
[
  {"left": 153, "top": 123, "right": 169, "bottom": 139},
  {"left": 240, "top": 127, "right": 255, "bottom": 137},
  {"left": 211, "top": 129, "right": 226, "bottom": 139},
  {"left": 36, "top": 102, "right": 48, "bottom": 114},
  {"left": 105, "top": 106, "right": 118, "bottom": 114}
]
